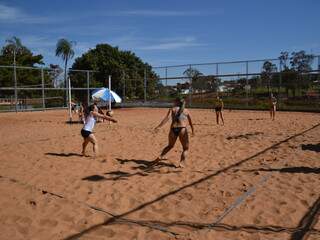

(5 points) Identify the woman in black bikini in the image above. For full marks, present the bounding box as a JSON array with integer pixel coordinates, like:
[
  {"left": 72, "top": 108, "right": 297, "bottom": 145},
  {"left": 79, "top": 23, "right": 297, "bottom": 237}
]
[{"left": 154, "top": 97, "right": 194, "bottom": 168}]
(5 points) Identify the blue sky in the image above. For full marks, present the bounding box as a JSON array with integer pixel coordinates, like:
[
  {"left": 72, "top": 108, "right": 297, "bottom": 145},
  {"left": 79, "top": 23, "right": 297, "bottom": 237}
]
[{"left": 0, "top": 0, "right": 319, "bottom": 72}]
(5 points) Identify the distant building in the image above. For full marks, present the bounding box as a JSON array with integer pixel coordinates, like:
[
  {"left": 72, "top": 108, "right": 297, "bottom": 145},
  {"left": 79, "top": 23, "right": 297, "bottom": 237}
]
[
  {"left": 218, "top": 80, "right": 240, "bottom": 92},
  {"left": 177, "top": 82, "right": 190, "bottom": 94}
]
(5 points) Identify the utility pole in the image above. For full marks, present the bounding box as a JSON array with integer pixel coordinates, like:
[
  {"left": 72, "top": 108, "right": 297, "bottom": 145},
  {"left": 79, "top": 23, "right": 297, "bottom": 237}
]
[
  {"left": 13, "top": 48, "right": 18, "bottom": 112},
  {"left": 144, "top": 68, "right": 147, "bottom": 102}
]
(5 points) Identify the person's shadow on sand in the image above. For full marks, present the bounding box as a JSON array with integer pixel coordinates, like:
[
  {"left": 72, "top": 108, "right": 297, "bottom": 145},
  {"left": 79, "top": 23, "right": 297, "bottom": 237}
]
[
  {"left": 82, "top": 159, "right": 181, "bottom": 182},
  {"left": 82, "top": 169, "right": 152, "bottom": 182},
  {"left": 45, "top": 152, "right": 84, "bottom": 157},
  {"left": 116, "top": 158, "right": 177, "bottom": 170},
  {"left": 243, "top": 166, "right": 320, "bottom": 174},
  {"left": 301, "top": 143, "right": 320, "bottom": 153}
]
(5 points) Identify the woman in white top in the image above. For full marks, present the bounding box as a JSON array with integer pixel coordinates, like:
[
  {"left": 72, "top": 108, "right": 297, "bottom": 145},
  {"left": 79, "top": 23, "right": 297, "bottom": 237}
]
[{"left": 81, "top": 103, "right": 117, "bottom": 156}]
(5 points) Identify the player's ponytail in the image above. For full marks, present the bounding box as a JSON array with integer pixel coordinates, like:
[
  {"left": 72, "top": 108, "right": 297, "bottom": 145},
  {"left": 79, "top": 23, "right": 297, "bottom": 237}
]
[
  {"left": 175, "top": 97, "right": 185, "bottom": 121},
  {"left": 84, "top": 104, "right": 95, "bottom": 118}
]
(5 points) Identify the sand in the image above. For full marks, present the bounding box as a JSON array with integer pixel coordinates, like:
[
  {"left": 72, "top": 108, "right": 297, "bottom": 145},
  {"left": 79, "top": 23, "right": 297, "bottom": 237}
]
[{"left": 0, "top": 108, "right": 319, "bottom": 240}]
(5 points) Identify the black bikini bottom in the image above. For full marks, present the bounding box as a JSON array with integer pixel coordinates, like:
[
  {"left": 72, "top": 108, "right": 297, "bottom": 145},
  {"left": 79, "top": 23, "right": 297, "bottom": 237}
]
[
  {"left": 171, "top": 127, "right": 186, "bottom": 137},
  {"left": 81, "top": 129, "right": 91, "bottom": 138}
]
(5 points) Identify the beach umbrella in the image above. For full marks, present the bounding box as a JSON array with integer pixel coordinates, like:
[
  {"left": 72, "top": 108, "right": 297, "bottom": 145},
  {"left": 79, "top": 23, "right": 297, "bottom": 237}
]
[{"left": 91, "top": 88, "right": 122, "bottom": 103}]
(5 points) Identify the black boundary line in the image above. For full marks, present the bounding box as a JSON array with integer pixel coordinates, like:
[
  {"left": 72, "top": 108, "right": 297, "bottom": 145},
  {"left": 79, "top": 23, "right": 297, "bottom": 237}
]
[
  {"left": 290, "top": 196, "right": 320, "bottom": 240},
  {"left": 0, "top": 175, "right": 178, "bottom": 237},
  {"left": 110, "top": 219, "right": 320, "bottom": 235},
  {"left": 0, "top": 122, "right": 319, "bottom": 239}
]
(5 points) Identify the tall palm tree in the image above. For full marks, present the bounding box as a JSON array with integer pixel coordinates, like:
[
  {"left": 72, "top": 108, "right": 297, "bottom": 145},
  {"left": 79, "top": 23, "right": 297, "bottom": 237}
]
[{"left": 55, "top": 39, "right": 75, "bottom": 105}]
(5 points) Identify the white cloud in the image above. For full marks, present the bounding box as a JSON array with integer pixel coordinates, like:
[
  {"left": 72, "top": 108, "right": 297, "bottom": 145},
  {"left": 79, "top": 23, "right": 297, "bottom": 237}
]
[
  {"left": 137, "top": 37, "right": 206, "bottom": 50},
  {"left": 0, "top": 3, "right": 57, "bottom": 24},
  {"left": 115, "top": 10, "right": 204, "bottom": 17},
  {"left": 0, "top": 3, "right": 20, "bottom": 20},
  {"left": 23, "top": 36, "right": 56, "bottom": 48},
  {"left": 107, "top": 8, "right": 223, "bottom": 17},
  {"left": 95, "top": 34, "right": 207, "bottom": 51}
]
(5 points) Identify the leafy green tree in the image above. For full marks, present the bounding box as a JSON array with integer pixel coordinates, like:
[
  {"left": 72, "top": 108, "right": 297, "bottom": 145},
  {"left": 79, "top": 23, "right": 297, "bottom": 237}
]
[
  {"left": 279, "top": 51, "right": 289, "bottom": 70},
  {"left": 290, "top": 51, "right": 314, "bottom": 72},
  {"left": 70, "top": 43, "right": 158, "bottom": 101},
  {"left": 183, "top": 67, "right": 203, "bottom": 92},
  {"left": 1, "top": 37, "right": 44, "bottom": 67},
  {"left": 261, "top": 61, "right": 277, "bottom": 93},
  {"left": 0, "top": 37, "right": 44, "bottom": 93},
  {"left": 281, "top": 68, "right": 298, "bottom": 97},
  {"left": 197, "top": 75, "right": 221, "bottom": 92},
  {"left": 290, "top": 51, "right": 314, "bottom": 96},
  {"left": 248, "top": 76, "right": 261, "bottom": 89},
  {"left": 277, "top": 51, "right": 314, "bottom": 97}
]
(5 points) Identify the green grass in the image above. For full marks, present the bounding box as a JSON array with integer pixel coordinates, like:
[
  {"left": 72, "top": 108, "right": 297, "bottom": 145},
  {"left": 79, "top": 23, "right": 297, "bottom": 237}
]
[{"left": 0, "top": 105, "right": 14, "bottom": 111}]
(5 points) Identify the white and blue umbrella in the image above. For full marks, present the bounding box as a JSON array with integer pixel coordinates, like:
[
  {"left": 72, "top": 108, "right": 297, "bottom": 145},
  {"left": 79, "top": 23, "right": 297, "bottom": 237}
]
[{"left": 91, "top": 88, "right": 122, "bottom": 103}]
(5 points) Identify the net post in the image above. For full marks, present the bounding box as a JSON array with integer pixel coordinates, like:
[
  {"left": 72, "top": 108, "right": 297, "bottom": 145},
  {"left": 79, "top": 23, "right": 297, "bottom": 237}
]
[
  {"left": 122, "top": 70, "right": 126, "bottom": 103},
  {"left": 144, "top": 67, "right": 147, "bottom": 102},
  {"left": 41, "top": 68, "right": 45, "bottom": 110},
  {"left": 165, "top": 67, "right": 168, "bottom": 99},
  {"left": 278, "top": 59, "right": 282, "bottom": 110},
  {"left": 188, "top": 64, "right": 192, "bottom": 107},
  {"left": 68, "top": 76, "right": 72, "bottom": 123},
  {"left": 108, "top": 75, "right": 111, "bottom": 111},
  {"left": 216, "top": 63, "right": 219, "bottom": 96},
  {"left": 165, "top": 67, "right": 168, "bottom": 86},
  {"left": 87, "top": 71, "right": 90, "bottom": 107},
  {"left": 246, "top": 61, "right": 249, "bottom": 107},
  {"left": 13, "top": 49, "right": 18, "bottom": 112}
]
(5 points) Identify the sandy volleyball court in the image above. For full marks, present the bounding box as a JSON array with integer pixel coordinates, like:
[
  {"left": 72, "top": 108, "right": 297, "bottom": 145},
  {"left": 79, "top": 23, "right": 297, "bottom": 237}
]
[{"left": 0, "top": 108, "right": 319, "bottom": 240}]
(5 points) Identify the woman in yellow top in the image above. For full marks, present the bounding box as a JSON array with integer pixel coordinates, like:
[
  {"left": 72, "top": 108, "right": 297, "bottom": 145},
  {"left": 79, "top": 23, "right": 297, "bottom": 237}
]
[
  {"left": 269, "top": 94, "right": 277, "bottom": 121},
  {"left": 214, "top": 96, "right": 224, "bottom": 125},
  {"left": 154, "top": 97, "right": 194, "bottom": 168}
]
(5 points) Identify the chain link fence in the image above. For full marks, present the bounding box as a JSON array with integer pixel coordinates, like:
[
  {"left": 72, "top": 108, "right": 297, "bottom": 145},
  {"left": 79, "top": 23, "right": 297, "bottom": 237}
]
[
  {"left": 1, "top": 55, "right": 319, "bottom": 112},
  {"left": 144, "top": 56, "right": 320, "bottom": 111}
]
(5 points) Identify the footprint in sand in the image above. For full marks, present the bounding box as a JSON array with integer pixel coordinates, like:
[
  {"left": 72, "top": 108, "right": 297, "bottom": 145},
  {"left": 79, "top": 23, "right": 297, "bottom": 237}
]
[
  {"left": 59, "top": 212, "right": 74, "bottom": 222},
  {"left": 139, "top": 210, "right": 153, "bottom": 219},
  {"left": 39, "top": 219, "right": 58, "bottom": 228},
  {"left": 180, "top": 192, "right": 193, "bottom": 201},
  {"left": 92, "top": 227, "right": 116, "bottom": 238},
  {"left": 150, "top": 204, "right": 165, "bottom": 214},
  {"left": 18, "top": 216, "right": 32, "bottom": 226},
  {"left": 16, "top": 224, "right": 29, "bottom": 235}
]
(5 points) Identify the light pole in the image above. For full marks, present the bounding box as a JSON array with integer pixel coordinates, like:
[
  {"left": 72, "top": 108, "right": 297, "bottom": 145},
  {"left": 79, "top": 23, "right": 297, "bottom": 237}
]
[{"left": 13, "top": 47, "right": 18, "bottom": 112}]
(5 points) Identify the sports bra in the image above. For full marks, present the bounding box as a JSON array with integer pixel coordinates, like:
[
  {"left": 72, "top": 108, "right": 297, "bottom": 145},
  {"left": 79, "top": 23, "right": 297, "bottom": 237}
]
[
  {"left": 174, "top": 108, "right": 187, "bottom": 122},
  {"left": 83, "top": 114, "right": 96, "bottom": 132}
]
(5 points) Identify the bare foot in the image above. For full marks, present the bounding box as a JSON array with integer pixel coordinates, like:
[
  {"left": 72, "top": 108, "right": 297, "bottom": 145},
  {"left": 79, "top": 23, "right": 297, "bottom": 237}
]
[
  {"left": 81, "top": 151, "right": 88, "bottom": 157},
  {"left": 178, "top": 161, "right": 186, "bottom": 168},
  {"left": 149, "top": 157, "right": 163, "bottom": 166}
]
